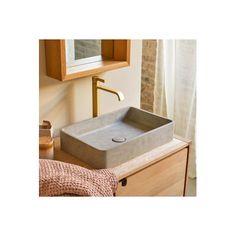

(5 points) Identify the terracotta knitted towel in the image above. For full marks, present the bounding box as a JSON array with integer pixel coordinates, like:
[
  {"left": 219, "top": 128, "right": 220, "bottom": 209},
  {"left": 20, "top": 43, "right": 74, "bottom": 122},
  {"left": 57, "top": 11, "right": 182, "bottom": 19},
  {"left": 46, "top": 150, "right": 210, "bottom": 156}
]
[{"left": 39, "top": 159, "right": 118, "bottom": 197}]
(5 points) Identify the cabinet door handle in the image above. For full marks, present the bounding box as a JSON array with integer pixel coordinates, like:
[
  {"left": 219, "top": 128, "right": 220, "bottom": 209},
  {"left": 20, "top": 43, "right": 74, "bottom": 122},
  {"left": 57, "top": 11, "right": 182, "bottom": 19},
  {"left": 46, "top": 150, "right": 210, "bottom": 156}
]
[{"left": 119, "top": 178, "right": 127, "bottom": 187}]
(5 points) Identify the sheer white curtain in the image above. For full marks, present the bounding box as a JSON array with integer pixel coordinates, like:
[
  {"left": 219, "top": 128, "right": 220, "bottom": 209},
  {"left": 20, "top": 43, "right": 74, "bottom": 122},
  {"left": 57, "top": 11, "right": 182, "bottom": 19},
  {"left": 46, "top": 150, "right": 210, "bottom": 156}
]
[{"left": 154, "top": 40, "right": 196, "bottom": 178}]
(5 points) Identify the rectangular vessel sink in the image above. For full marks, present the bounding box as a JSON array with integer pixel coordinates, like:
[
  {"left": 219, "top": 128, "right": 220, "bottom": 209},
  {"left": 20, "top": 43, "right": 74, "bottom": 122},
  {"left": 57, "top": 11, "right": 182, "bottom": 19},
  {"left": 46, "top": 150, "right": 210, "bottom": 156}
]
[{"left": 60, "top": 107, "right": 174, "bottom": 168}]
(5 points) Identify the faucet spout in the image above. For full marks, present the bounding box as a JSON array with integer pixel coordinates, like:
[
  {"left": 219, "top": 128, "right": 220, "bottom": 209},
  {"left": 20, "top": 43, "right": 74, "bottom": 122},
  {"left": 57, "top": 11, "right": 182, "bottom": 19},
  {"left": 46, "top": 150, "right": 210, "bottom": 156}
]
[
  {"left": 97, "top": 85, "right": 125, "bottom": 101},
  {"left": 92, "top": 76, "right": 125, "bottom": 117}
]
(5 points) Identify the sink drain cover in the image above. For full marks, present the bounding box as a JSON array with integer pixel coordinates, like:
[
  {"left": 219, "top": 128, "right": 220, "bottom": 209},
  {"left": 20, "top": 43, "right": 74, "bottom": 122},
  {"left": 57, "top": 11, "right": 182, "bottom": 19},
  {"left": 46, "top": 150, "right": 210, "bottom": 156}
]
[{"left": 112, "top": 137, "right": 126, "bottom": 143}]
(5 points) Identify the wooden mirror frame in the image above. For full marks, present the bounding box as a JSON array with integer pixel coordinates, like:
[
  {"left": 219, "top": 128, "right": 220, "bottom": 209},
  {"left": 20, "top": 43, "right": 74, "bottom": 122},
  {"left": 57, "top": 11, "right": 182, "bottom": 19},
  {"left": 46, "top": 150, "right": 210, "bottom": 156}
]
[{"left": 44, "top": 40, "right": 131, "bottom": 81}]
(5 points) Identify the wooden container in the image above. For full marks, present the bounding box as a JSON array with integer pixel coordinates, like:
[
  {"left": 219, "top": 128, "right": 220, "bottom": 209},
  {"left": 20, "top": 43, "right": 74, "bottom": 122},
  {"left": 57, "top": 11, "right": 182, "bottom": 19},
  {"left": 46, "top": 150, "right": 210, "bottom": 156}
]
[
  {"left": 39, "top": 136, "right": 54, "bottom": 159},
  {"left": 39, "top": 120, "right": 53, "bottom": 137}
]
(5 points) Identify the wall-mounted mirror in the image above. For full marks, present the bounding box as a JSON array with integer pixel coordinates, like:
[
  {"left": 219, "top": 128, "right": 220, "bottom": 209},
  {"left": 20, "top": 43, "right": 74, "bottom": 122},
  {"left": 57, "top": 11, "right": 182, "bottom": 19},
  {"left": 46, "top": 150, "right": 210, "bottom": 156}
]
[{"left": 44, "top": 39, "right": 131, "bottom": 81}]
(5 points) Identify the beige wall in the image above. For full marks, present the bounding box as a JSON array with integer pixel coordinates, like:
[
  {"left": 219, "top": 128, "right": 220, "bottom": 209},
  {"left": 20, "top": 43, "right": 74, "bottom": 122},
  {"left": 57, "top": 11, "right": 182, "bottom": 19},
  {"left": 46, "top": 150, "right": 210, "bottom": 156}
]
[{"left": 39, "top": 40, "right": 142, "bottom": 136}]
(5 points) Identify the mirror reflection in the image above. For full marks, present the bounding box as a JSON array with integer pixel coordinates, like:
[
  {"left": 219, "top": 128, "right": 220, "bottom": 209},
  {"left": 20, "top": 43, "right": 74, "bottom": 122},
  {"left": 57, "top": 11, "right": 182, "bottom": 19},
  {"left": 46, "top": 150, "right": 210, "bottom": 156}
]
[{"left": 66, "top": 40, "right": 102, "bottom": 67}]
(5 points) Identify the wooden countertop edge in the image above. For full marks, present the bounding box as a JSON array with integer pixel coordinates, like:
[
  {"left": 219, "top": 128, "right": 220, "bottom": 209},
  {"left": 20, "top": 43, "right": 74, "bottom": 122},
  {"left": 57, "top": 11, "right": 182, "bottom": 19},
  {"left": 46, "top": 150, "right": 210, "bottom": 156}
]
[{"left": 53, "top": 137, "right": 189, "bottom": 180}]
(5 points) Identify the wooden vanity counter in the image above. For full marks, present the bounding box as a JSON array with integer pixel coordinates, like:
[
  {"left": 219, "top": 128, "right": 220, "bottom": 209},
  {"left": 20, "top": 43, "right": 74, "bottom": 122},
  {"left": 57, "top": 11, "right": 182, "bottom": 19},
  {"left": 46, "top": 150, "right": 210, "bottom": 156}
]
[{"left": 53, "top": 136, "right": 191, "bottom": 196}]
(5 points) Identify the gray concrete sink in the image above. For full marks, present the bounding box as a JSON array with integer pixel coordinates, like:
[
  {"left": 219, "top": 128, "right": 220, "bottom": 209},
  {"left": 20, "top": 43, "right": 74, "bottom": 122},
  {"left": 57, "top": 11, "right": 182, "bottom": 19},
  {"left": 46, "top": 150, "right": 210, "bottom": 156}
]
[{"left": 60, "top": 107, "right": 174, "bottom": 168}]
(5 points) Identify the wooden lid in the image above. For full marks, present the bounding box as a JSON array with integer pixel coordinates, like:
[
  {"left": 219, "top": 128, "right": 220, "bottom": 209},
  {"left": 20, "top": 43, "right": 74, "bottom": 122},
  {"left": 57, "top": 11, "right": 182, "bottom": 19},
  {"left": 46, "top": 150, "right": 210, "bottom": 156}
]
[{"left": 39, "top": 136, "right": 53, "bottom": 149}]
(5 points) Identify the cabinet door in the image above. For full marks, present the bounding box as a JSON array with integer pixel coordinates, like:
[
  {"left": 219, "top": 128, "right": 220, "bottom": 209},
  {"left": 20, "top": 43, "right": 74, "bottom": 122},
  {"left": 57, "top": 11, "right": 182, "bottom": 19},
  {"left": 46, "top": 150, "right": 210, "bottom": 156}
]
[{"left": 116, "top": 148, "right": 188, "bottom": 196}]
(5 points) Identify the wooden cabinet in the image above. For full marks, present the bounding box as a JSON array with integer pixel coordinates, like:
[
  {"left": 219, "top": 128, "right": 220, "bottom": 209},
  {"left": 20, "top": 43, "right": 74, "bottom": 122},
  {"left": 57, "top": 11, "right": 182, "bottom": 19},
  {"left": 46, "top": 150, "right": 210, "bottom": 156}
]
[
  {"left": 53, "top": 137, "right": 190, "bottom": 196},
  {"left": 44, "top": 40, "right": 131, "bottom": 81},
  {"left": 116, "top": 148, "right": 188, "bottom": 196}
]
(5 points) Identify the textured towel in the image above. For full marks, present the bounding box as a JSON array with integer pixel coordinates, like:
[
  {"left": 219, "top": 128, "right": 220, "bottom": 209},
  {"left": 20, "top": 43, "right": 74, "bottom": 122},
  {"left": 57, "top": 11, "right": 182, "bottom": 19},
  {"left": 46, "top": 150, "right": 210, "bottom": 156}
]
[{"left": 39, "top": 159, "right": 118, "bottom": 197}]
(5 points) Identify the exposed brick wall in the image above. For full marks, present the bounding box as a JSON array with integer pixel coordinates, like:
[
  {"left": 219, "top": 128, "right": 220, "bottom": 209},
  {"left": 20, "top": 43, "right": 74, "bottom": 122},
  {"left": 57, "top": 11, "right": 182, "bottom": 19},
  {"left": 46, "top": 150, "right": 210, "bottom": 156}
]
[
  {"left": 153, "top": 40, "right": 167, "bottom": 117},
  {"left": 141, "top": 40, "right": 158, "bottom": 112},
  {"left": 74, "top": 40, "right": 101, "bottom": 60}
]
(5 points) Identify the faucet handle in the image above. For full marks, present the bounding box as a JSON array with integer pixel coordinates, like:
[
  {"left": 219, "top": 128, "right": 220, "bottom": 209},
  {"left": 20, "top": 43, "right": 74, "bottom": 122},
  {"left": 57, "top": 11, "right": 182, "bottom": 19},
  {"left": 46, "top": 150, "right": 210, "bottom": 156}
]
[{"left": 92, "top": 76, "right": 105, "bottom": 84}]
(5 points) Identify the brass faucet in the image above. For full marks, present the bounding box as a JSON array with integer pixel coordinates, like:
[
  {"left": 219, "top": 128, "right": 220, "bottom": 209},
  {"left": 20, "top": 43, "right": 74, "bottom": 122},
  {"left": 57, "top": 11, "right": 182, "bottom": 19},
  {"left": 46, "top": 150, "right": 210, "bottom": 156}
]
[{"left": 92, "top": 76, "right": 125, "bottom": 117}]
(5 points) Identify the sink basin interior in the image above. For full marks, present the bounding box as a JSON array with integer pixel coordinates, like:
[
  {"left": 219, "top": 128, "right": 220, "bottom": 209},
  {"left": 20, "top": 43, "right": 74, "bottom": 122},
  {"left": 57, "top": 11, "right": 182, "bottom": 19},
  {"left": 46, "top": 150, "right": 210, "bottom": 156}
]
[
  {"left": 62, "top": 107, "right": 172, "bottom": 151},
  {"left": 79, "top": 120, "right": 149, "bottom": 150}
]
